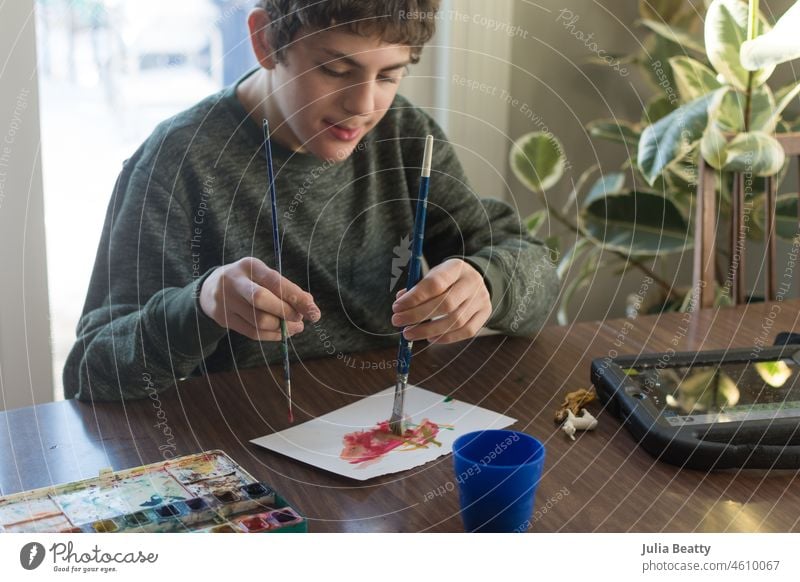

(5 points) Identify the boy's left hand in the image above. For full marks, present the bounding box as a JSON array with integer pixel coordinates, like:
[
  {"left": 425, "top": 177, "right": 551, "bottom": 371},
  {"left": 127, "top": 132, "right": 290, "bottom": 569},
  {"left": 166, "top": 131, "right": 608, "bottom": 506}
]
[{"left": 391, "top": 258, "right": 491, "bottom": 344}]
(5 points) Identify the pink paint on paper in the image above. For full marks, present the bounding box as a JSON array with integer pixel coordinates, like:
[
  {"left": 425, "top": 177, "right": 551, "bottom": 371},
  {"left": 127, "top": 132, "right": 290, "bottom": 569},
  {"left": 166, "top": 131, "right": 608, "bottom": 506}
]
[{"left": 340, "top": 419, "right": 443, "bottom": 465}]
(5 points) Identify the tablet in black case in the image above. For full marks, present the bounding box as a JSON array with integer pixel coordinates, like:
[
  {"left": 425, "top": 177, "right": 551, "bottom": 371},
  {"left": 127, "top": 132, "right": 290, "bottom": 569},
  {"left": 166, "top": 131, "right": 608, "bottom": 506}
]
[{"left": 591, "top": 344, "right": 800, "bottom": 470}]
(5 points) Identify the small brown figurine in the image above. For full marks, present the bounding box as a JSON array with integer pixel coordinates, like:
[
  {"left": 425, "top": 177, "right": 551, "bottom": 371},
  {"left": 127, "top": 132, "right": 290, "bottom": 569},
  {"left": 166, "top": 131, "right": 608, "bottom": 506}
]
[{"left": 554, "top": 387, "right": 597, "bottom": 424}]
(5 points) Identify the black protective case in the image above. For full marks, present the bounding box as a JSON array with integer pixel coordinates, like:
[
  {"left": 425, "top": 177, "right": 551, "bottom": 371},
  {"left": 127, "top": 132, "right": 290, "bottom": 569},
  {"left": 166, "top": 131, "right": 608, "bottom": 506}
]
[{"left": 591, "top": 345, "right": 800, "bottom": 470}]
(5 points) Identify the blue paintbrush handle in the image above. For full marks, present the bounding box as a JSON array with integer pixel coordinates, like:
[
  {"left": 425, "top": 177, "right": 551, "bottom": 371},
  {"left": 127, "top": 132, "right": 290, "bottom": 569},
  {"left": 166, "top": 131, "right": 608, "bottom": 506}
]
[{"left": 397, "top": 174, "right": 430, "bottom": 376}]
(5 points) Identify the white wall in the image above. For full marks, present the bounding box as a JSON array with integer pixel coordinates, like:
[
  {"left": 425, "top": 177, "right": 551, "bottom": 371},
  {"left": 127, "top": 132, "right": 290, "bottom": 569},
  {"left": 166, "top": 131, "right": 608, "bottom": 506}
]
[
  {"left": 0, "top": 0, "right": 54, "bottom": 410},
  {"left": 401, "top": 0, "right": 515, "bottom": 203}
]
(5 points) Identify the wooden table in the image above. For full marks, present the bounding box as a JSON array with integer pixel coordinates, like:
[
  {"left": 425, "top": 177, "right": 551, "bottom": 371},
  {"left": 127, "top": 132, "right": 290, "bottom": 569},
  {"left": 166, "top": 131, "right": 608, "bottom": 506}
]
[{"left": 3, "top": 301, "right": 800, "bottom": 532}]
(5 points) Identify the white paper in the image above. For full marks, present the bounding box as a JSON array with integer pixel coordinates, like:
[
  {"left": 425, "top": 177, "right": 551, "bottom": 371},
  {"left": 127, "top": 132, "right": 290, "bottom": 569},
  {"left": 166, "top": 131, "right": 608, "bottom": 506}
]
[{"left": 250, "top": 385, "right": 517, "bottom": 481}]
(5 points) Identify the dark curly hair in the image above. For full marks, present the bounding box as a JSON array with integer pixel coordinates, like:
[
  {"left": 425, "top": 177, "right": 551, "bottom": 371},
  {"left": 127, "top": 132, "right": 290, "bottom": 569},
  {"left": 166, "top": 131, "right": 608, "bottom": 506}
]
[{"left": 257, "top": 0, "right": 441, "bottom": 64}]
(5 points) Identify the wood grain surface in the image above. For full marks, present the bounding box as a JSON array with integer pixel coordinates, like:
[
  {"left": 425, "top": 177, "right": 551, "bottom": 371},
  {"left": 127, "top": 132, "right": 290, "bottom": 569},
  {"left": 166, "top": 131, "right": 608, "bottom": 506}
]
[{"left": 2, "top": 300, "right": 799, "bottom": 532}]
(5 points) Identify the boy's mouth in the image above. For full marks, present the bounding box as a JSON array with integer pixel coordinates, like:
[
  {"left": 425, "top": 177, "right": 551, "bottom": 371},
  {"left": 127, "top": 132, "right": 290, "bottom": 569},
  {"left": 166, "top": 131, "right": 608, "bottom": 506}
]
[{"left": 324, "top": 120, "right": 363, "bottom": 142}]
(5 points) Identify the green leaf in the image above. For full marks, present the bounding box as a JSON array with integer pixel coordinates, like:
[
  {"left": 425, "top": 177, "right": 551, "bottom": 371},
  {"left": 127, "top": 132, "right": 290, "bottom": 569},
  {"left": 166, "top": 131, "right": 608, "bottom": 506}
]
[
  {"left": 544, "top": 235, "right": 561, "bottom": 262},
  {"left": 640, "top": 19, "right": 706, "bottom": 53},
  {"left": 641, "top": 32, "right": 684, "bottom": 91},
  {"left": 752, "top": 193, "right": 800, "bottom": 240},
  {"left": 509, "top": 132, "right": 566, "bottom": 193},
  {"left": 767, "top": 82, "right": 800, "bottom": 130},
  {"left": 710, "top": 86, "right": 775, "bottom": 133},
  {"left": 557, "top": 245, "right": 603, "bottom": 325},
  {"left": 705, "top": 0, "right": 774, "bottom": 91},
  {"left": 638, "top": 92, "right": 715, "bottom": 186},
  {"left": 676, "top": 370, "right": 739, "bottom": 410},
  {"left": 723, "top": 131, "right": 786, "bottom": 176},
  {"left": 525, "top": 209, "right": 548, "bottom": 236},
  {"left": 582, "top": 172, "right": 627, "bottom": 207},
  {"left": 784, "top": 115, "right": 800, "bottom": 133},
  {"left": 701, "top": 121, "right": 728, "bottom": 169},
  {"left": 663, "top": 158, "right": 699, "bottom": 223},
  {"left": 562, "top": 164, "right": 600, "bottom": 215},
  {"left": 587, "top": 119, "right": 641, "bottom": 147},
  {"left": 580, "top": 191, "right": 692, "bottom": 255},
  {"left": 642, "top": 95, "right": 676, "bottom": 125},
  {"left": 556, "top": 238, "right": 591, "bottom": 281},
  {"left": 711, "top": 88, "right": 744, "bottom": 131},
  {"left": 669, "top": 56, "right": 722, "bottom": 102},
  {"left": 750, "top": 85, "right": 777, "bottom": 132},
  {"left": 741, "top": 1, "right": 800, "bottom": 70},
  {"left": 754, "top": 360, "right": 793, "bottom": 387},
  {"left": 639, "top": 0, "right": 684, "bottom": 23}
]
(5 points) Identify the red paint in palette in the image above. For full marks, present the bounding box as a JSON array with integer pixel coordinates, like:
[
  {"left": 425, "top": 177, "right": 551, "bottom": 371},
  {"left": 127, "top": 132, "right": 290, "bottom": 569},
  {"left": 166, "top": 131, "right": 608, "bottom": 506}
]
[{"left": 340, "top": 419, "right": 441, "bottom": 465}]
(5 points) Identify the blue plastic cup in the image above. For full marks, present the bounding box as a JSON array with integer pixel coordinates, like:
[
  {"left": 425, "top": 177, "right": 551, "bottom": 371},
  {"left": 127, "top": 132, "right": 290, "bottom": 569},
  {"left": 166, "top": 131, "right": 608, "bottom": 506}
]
[{"left": 452, "top": 430, "right": 545, "bottom": 533}]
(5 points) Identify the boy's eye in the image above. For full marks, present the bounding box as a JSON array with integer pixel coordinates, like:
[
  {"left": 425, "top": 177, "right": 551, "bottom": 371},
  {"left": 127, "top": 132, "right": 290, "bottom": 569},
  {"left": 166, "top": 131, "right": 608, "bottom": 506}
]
[
  {"left": 319, "top": 64, "right": 402, "bottom": 84},
  {"left": 320, "top": 65, "right": 350, "bottom": 78}
]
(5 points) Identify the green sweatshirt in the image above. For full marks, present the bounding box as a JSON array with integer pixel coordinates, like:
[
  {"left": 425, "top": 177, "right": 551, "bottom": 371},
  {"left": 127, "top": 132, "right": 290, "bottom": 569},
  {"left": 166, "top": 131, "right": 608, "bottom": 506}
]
[{"left": 63, "top": 70, "right": 560, "bottom": 401}]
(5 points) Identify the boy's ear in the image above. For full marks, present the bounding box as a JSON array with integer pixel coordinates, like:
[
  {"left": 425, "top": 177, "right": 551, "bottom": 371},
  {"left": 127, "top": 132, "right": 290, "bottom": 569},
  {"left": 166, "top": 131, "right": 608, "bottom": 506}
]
[{"left": 247, "top": 8, "right": 277, "bottom": 70}]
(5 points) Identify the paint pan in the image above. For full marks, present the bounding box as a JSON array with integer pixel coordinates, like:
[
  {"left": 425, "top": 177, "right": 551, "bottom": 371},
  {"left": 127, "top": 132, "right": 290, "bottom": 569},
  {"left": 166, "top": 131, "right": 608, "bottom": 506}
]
[
  {"left": 237, "top": 515, "right": 271, "bottom": 533},
  {"left": 179, "top": 497, "right": 221, "bottom": 527},
  {"left": 91, "top": 519, "right": 119, "bottom": 533},
  {"left": 264, "top": 508, "right": 303, "bottom": 529},
  {"left": 213, "top": 489, "right": 259, "bottom": 517},
  {"left": 241, "top": 482, "right": 275, "bottom": 502},
  {"left": 213, "top": 489, "right": 239, "bottom": 504},
  {"left": 239, "top": 482, "right": 277, "bottom": 512},
  {"left": 155, "top": 503, "right": 184, "bottom": 520},
  {"left": 184, "top": 497, "right": 208, "bottom": 512},
  {"left": 123, "top": 511, "right": 153, "bottom": 529}
]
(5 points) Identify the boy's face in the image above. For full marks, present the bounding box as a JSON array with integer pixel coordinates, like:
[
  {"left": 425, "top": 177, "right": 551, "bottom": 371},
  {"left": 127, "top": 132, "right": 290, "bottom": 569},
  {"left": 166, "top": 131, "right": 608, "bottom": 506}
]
[{"left": 267, "top": 28, "right": 411, "bottom": 161}]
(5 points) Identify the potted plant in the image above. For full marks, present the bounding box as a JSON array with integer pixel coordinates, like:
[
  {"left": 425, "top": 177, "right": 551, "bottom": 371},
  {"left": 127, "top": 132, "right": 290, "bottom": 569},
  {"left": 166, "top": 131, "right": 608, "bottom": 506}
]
[{"left": 511, "top": 0, "right": 800, "bottom": 323}]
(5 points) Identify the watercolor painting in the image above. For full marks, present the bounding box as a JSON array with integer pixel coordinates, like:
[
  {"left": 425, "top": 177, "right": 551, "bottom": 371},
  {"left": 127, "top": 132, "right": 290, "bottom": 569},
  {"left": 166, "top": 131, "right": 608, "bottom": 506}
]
[
  {"left": 251, "top": 385, "right": 516, "bottom": 481},
  {"left": 340, "top": 419, "right": 452, "bottom": 466}
]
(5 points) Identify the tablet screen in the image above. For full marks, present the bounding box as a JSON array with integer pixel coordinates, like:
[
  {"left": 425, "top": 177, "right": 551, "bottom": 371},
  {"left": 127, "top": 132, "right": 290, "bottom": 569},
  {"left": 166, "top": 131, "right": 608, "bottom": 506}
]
[{"left": 623, "top": 358, "right": 800, "bottom": 426}]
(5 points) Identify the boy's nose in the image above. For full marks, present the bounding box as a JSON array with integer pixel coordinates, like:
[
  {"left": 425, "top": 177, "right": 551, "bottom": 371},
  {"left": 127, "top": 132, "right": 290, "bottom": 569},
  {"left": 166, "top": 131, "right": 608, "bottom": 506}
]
[{"left": 342, "top": 80, "right": 375, "bottom": 118}]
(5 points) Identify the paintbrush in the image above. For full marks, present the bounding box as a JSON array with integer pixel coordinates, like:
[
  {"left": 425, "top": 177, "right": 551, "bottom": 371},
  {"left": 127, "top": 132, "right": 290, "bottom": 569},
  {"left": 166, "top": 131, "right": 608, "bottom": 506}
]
[
  {"left": 263, "top": 119, "right": 293, "bottom": 423},
  {"left": 390, "top": 134, "right": 434, "bottom": 436}
]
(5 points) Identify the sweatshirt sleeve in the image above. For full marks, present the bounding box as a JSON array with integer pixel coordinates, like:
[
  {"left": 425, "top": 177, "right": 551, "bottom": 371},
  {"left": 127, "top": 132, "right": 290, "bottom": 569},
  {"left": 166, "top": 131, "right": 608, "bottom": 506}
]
[
  {"left": 406, "top": 111, "right": 561, "bottom": 336},
  {"left": 62, "top": 161, "right": 228, "bottom": 402}
]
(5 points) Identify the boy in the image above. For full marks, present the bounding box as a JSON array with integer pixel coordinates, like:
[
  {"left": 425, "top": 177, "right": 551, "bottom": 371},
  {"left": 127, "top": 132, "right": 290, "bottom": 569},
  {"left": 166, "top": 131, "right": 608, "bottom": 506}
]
[{"left": 63, "top": 0, "right": 559, "bottom": 401}]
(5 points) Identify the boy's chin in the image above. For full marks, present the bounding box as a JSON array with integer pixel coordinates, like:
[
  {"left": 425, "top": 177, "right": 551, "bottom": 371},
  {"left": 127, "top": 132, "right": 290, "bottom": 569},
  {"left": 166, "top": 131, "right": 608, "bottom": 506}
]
[{"left": 313, "top": 141, "right": 361, "bottom": 163}]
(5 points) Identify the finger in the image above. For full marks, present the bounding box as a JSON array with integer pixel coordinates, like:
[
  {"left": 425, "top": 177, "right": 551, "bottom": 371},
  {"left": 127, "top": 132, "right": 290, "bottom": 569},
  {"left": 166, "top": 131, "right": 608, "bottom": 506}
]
[
  {"left": 392, "top": 277, "right": 472, "bottom": 327},
  {"left": 248, "top": 260, "right": 321, "bottom": 321},
  {"left": 228, "top": 312, "right": 285, "bottom": 342},
  {"left": 401, "top": 307, "right": 471, "bottom": 342},
  {"left": 235, "top": 277, "right": 302, "bottom": 322},
  {"left": 402, "top": 288, "right": 489, "bottom": 340},
  {"left": 234, "top": 302, "right": 305, "bottom": 335},
  {"left": 238, "top": 303, "right": 280, "bottom": 331},
  {"left": 427, "top": 308, "right": 491, "bottom": 345},
  {"left": 395, "top": 288, "right": 408, "bottom": 299},
  {"left": 392, "top": 261, "right": 462, "bottom": 308}
]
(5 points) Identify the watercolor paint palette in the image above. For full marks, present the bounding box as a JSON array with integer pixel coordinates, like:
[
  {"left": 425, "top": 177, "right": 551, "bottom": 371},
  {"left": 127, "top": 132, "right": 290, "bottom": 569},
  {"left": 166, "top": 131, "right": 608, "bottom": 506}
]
[{"left": 0, "top": 450, "right": 305, "bottom": 533}]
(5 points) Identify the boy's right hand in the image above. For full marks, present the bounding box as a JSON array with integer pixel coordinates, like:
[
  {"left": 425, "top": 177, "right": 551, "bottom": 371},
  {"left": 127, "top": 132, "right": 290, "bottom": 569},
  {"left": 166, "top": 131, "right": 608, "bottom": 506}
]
[{"left": 199, "top": 257, "right": 321, "bottom": 341}]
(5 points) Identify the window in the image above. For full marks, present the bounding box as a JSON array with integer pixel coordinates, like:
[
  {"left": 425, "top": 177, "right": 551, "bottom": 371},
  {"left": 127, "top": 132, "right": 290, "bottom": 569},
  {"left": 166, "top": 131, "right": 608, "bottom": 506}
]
[{"left": 36, "top": 0, "right": 255, "bottom": 398}]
